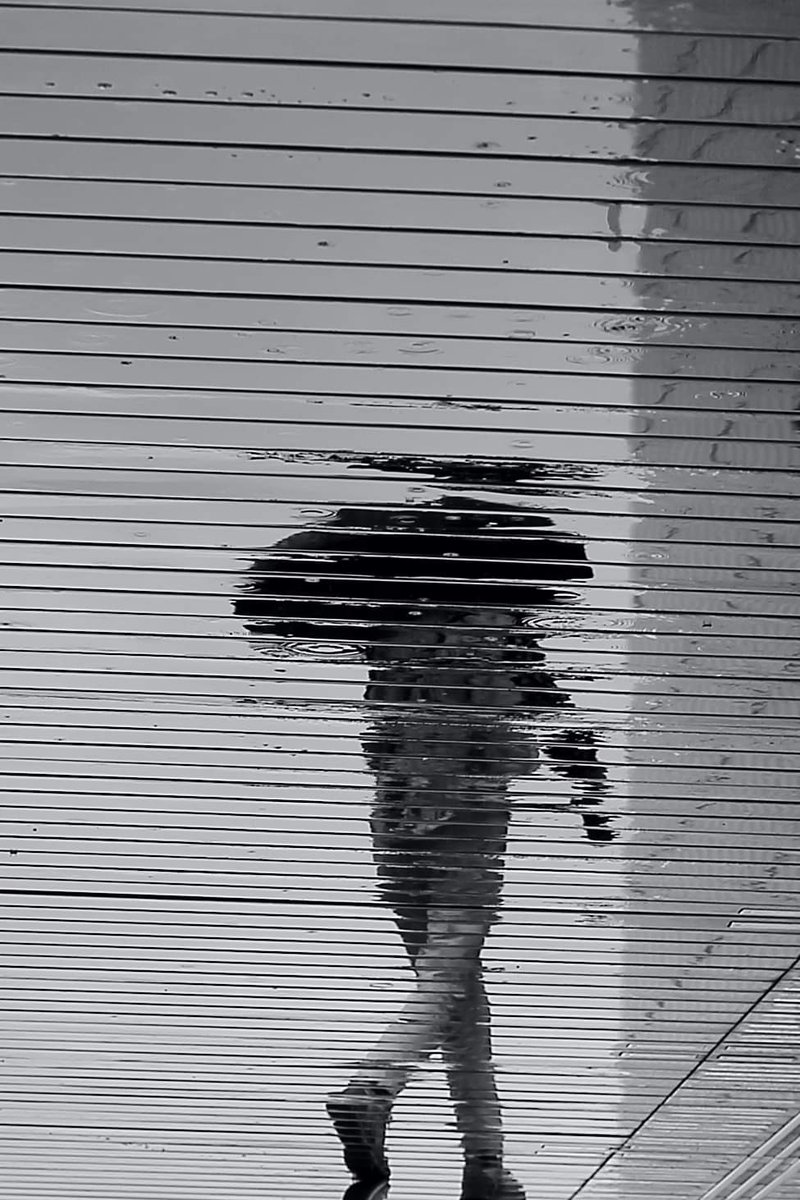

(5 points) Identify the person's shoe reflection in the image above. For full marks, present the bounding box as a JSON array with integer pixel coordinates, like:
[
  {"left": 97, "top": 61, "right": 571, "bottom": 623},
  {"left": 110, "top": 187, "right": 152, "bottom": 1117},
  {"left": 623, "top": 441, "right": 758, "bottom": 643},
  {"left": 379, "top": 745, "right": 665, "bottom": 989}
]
[
  {"left": 326, "top": 1083, "right": 393, "bottom": 1184},
  {"left": 234, "top": 479, "right": 616, "bottom": 1196},
  {"left": 342, "top": 1179, "right": 391, "bottom": 1200},
  {"left": 462, "top": 1155, "right": 527, "bottom": 1200}
]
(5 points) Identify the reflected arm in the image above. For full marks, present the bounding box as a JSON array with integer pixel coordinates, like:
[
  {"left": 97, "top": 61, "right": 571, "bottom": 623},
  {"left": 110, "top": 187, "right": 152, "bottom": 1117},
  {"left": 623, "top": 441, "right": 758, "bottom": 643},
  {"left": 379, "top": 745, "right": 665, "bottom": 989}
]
[{"left": 515, "top": 728, "right": 616, "bottom": 843}]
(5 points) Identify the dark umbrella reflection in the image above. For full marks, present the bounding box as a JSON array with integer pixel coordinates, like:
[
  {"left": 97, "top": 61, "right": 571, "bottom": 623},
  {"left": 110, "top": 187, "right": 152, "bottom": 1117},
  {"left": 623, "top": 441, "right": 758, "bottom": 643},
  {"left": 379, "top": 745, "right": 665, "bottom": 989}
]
[{"left": 233, "top": 458, "right": 615, "bottom": 1199}]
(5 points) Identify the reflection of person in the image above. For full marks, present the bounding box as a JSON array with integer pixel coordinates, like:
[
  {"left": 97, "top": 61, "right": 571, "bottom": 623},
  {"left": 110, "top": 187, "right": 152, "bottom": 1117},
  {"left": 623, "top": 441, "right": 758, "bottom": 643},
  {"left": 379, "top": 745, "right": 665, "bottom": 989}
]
[{"left": 234, "top": 466, "right": 614, "bottom": 1200}]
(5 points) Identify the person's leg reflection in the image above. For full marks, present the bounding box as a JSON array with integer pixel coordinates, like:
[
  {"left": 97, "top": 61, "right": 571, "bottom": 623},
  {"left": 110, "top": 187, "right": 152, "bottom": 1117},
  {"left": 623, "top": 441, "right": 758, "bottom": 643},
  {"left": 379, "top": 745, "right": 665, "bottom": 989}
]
[
  {"left": 327, "top": 839, "right": 497, "bottom": 1185},
  {"left": 326, "top": 894, "right": 489, "bottom": 1185},
  {"left": 328, "top": 890, "right": 505, "bottom": 1191},
  {"left": 350, "top": 902, "right": 493, "bottom": 1093},
  {"left": 443, "top": 971, "right": 502, "bottom": 1159},
  {"left": 328, "top": 694, "right": 526, "bottom": 1198},
  {"left": 445, "top": 985, "right": 526, "bottom": 1199}
]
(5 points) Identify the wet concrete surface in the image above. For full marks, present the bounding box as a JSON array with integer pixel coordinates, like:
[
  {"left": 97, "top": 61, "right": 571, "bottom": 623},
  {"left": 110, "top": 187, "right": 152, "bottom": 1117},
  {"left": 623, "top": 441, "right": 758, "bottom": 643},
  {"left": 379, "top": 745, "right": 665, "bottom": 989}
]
[{"left": 0, "top": 0, "right": 799, "bottom": 1197}]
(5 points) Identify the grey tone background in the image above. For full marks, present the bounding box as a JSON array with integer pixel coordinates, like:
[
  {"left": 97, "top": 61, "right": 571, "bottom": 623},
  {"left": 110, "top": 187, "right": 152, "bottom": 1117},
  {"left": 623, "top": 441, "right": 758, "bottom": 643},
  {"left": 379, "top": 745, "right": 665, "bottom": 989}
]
[{"left": 0, "top": 1, "right": 798, "bottom": 1197}]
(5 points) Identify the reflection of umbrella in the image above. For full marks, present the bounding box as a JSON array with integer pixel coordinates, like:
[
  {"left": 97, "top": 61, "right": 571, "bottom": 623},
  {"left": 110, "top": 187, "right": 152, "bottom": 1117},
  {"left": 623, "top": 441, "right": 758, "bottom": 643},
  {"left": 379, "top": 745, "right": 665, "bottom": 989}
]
[
  {"left": 235, "top": 492, "right": 590, "bottom": 638},
  {"left": 234, "top": 470, "right": 614, "bottom": 1196},
  {"left": 235, "top": 490, "right": 613, "bottom": 823}
]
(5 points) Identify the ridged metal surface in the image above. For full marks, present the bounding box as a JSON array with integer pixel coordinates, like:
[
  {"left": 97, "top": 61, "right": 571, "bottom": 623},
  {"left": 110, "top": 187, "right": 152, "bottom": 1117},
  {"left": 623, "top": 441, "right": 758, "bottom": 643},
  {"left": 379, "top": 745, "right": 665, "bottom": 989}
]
[{"left": 0, "top": 1, "right": 798, "bottom": 1198}]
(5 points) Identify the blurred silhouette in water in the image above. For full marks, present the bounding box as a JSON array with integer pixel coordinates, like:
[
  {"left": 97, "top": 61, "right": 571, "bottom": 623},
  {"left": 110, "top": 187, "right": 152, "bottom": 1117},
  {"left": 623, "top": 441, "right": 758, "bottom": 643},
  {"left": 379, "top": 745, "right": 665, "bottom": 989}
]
[{"left": 234, "top": 458, "right": 614, "bottom": 1200}]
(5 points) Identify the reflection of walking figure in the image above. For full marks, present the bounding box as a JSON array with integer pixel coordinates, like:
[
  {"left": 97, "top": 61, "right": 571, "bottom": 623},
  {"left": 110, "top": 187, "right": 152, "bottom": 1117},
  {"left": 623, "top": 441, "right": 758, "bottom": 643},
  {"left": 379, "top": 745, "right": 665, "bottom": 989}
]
[{"left": 235, "top": 477, "right": 614, "bottom": 1200}]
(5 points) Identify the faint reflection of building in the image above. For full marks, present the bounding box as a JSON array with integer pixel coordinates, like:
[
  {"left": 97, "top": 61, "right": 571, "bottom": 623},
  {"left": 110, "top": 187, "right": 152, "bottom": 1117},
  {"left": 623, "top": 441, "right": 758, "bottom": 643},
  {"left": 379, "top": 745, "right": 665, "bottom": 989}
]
[
  {"left": 234, "top": 458, "right": 614, "bottom": 1199},
  {"left": 604, "top": 2, "right": 800, "bottom": 1196}
]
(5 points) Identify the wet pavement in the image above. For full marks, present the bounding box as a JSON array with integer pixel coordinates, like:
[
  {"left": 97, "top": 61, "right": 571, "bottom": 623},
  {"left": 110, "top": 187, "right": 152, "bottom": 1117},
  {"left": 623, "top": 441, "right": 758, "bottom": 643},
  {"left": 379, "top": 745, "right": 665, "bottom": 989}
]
[{"left": 0, "top": 1, "right": 799, "bottom": 1197}]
